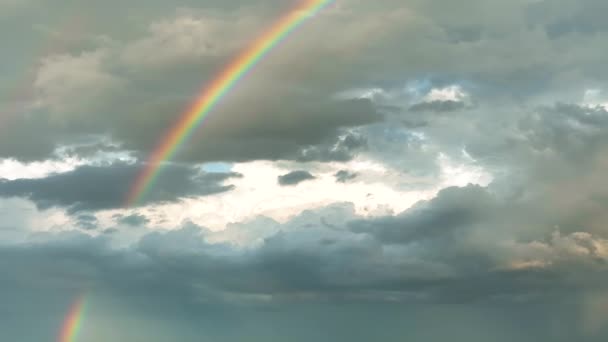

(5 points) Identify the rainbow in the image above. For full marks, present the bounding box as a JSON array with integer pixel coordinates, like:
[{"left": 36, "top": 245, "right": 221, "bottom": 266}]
[
  {"left": 58, "top": 295, "right": 87, "bottom": 342},
  {"left": 125, "top": 0, "right": 333, "bottom": 207}
]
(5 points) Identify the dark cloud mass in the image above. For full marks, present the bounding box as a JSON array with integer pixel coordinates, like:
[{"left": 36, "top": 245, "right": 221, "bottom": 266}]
[
  {"left": 3, "top": 193, "right": 608, "bottom": 341},
  {"left": 0, "top": 163, "right": 241, "bottom": 211},
  {"left": 278, "top": 170, "right": 315, "bottom": 186}
]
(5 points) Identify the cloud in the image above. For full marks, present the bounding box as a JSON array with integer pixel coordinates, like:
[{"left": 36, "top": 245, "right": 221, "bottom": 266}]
[
  {"left": 0, "top": 163, "right": 241, "bottom": 212},
  {"left": 75, "top": 213, "right": 98, "bottom": 230},
  {"left": 8, "top": 0, "right": 607, "bottom": 166},
  {"left": 278, "top": 170, "right": 315, "bottom": 186},
  {"left": 2, "top": 195, "right": 608, "bottom": 307},
  {"left": 0, "top": 5, "right": 384, "bottom": 163},
  {"left": 120, "top": 12, "right": 254, "bottom": 68},
  {"left": 527, "top": 0, "right": 608, "bottom": 38},
  {"left": 33, "top": 49, "right": 123, "bottom": 114},
  {"left": 5, "top": 1, "right": 608, "bottom": 340},
  {"left": 349, "top": 184, "right": 497, "bottom": 243},
  {"left": 3, "top": 174, "right": 608, "bottom": 340},
  {"left": 115, "top": 213, "right": 149, "bottom": 227},
  {"left": 334, "top": 170, "right": 358, "bottom": 183},
  {"left": 409, "top": 100, "right": 468, "bottom": 112}
]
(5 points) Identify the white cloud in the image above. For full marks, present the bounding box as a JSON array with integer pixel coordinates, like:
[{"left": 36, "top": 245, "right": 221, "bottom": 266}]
[
  {"left": 422, "top": 85, "right": 470, "bottom": 104},
  {"left": 0, "top": 198, "right": 76, "bottom": 244},
  {"left": 0, "top": 158, "right": 81, "bottom": 180},
  {"left": 0, "top": 141, "right": 135, "bottom": 181},
  {"left": 335, "top": 82, "right": 473, "bottom": 110},
  {"left": 582, "top": 88, "right": 608, "bottom": 110},
  {"left": 93, "top": 156, "right": 492, "bottom": 238},
  {"left": 437, "top": 153, "right": 492, "bottom": 188}
]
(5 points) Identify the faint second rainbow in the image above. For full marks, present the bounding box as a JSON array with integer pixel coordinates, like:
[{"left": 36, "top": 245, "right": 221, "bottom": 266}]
[
  {"left": 58, "top": 295, "right": 87, "bottom": 342},
  {"left": 125, "top": 0, "right": 333, "bottom": 207}
]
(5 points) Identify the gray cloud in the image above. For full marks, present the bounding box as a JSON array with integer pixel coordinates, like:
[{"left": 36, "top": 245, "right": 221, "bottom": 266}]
[
  {"left": 409, "top": 100, "right": 468, "bottom": 112},
  {"left": 350, "top": 185, "right": 497, "bottom": 243},
  {"left": 115, "top": 213, "right": 149, "bottom": 227},
  {"left": 0, "top": 163, "right": 241, "bottom": 211},
  {"left": 334, "top": 170, "right": 358, "bottom": 183},
  {"left": 278, "top": 170, "right": 315, "bottom": 186},
  {"left": 76, "top": 213, "right": 98, "bottom": 230},
  {"left": 1, "top": 197, "right": 607, "bottom": 307},
  {"left": 12, "top": 0, "right": 608, "bottom": 164},
  {"left": 3, "top": 178, "right": 608, "bottom": 340},
  {"left": 527, "top": 0, "right": 608, "bottom": 38},
  {"left": 295, "top": 131, "right": 369, "bottom": 163}
]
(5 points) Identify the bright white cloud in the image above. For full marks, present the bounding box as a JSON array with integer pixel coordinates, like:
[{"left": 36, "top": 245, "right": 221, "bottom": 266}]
[
  {"left": 582, "top": 88, "right": 608, "bottom": 110},
  {"left": 0, "top": 142, "right": 135, "bottom": 180},
  {"left": 0, "top": 158, "right": 81, "bottom": 180},
  {"left": 93, "top": 156, "right": 492, "bottom": 237},
  {"left": 336, "top": 82, "right": 473, "bottom": 110},
  {"left": 422, "top": 85, "right": 470, "bottom": 103}
]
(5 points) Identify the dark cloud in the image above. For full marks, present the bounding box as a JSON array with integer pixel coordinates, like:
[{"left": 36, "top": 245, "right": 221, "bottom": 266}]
[
  {"left": 76, "top": 213, "right": 98, "bottom": 230},
  {"left": 527, "top": 0, "right": 608, "bottom": 38},
  {"left": 334, "top": 170, "right": 358, "bottom": 183},
  {"left": 409, "top": 100, "right": 468, "bottom": 113},
  {"left": 0, "top": 200, "right": 606, "bottom": 307},
  {"left": 278, "top": 170, "right": 315, "bottom": 186},
  {"left": 0, "top": 163, "right": 241, "bottom": 212},
  {"left": 115, "top": 213, "right": 150, "bottom": 227},
  {"left": 517, "top": 104, "right": 608, "bottom": 163},
  {"left": 295, "top": 131, "right": 368, "bottom": 163},
  {"left": 3, "top": 182, "right": 608, "bottom": 340},
  {"left": 349, "top": 185, "right": 495, "bottom": 243}
]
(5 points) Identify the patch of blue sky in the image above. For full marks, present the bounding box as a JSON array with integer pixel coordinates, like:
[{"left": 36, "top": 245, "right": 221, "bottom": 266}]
[{"left": 201, "top": 162, "right": 233, "bottom": 173}]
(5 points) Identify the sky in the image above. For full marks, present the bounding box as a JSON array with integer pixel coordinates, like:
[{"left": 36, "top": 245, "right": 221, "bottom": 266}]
[{"left": 2, "top": 0, "right": 608, "bottom": 341}]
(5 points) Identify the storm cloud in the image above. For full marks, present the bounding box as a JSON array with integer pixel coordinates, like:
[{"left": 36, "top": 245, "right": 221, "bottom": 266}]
[{"left": 0, "top": 163, "right": 241, "bottom": 211}]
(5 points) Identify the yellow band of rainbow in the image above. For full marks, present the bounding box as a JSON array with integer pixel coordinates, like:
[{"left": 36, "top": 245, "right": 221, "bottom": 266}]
[{"left": 125, "top": 0, "right": 333, "bottom": 207}]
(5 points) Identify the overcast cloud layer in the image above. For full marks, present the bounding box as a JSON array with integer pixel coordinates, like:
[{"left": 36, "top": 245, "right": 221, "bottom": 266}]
[{"left": 3, "top": 0, "right": 608, "bottom": 341}]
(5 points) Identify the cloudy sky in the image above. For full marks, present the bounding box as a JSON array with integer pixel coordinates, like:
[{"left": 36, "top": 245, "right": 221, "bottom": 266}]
[{"left": 3, "top": 0, "right": 608, "bottom": 340}]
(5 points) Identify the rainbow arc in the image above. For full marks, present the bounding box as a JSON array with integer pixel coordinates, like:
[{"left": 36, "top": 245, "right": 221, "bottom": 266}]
[{"left": 125, "top": 0, "right": 333, "bottom": 207}]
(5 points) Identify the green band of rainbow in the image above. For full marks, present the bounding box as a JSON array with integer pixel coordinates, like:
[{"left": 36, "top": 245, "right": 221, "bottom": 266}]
[
  {"left": 58, "top": 295, "right": 87, "bottom": 342},
  {"left": 125, "top": 0, "right": 333, "bottom": 207}
]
